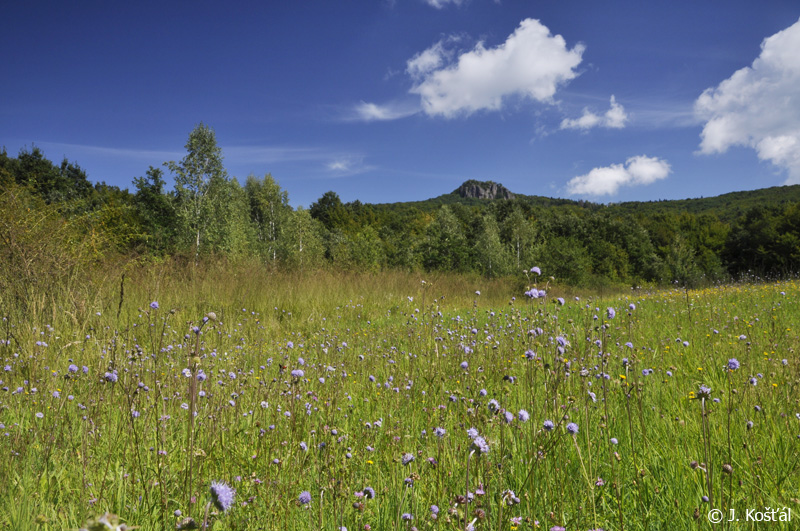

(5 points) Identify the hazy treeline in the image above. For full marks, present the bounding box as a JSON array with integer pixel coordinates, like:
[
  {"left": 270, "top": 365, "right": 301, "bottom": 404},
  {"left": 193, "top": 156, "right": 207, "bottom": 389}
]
[{"left": 2, "top": 124, "right": 800, "bottom": 291}]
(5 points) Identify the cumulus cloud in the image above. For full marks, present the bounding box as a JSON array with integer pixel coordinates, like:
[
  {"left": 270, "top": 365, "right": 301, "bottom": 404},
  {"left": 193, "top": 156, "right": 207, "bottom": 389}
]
[
  {"left": 560, "top": 95, "right": 628, "bottom": 130},
  {"left": 350, "top": 101, "right": 418, "bottom": 122},
  {"left": 409, "top": 18, "right": 584, "bottom": 118},
  {"left": 566, "top": 155, "right": 671, "bottom": 196},
  {"left": 695, "top": 17, "right": 800, "bottom": 182}
]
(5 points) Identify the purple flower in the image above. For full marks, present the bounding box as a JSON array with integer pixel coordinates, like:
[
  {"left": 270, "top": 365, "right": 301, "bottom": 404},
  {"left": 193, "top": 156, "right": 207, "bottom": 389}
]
[
  {"left": 518, "top": 409, "right": 530, "bottom": 422},
  {"left": 430, "top": 504, "right": 439, "bottom": 515},
  {"left": 566, "top": 422, "right": 579, "bottom": 435},
  {"left": 291, "top": 369, "right": 304, "bottom": 379},
  {"left": 401, "top": 513, "right": 413, "bottom": 521},
  {"left": 471, "top": 436, "right": 489, "bottom": 454},
  {"left": 402, "top": 452, "right": 415, "bottom": 465},
  {"left": 104, "top": 371, "right": 118, "bottom": 383},
  {"left": 606, "top": 307, "right": 616, "bottom": 319},
  {"left": 68, "top": 364, "right": 78, "bottom": 374},
  {"left": 467, "top": 427, "right": 479, "bottom": 439},
  {"left": 364, "top": 487, "right": 376, "bottom": 499},
  {"left": 150, "top": 301, "right": 159, "bottom": 310},
  {"left": 503, "top": 410, "right": 514, "bottom": 424},
  {"left": 531, "top": 266, "right": 541, "bottom": 275},
  {"left": 727, "top": 358, "right": 740, "bottom": 371},
  {"left": 460, "top": 361, "right": 468, "bottom": 370},
  {"left": 434, "top": 427, "right": 446, "bottom": 438},
  {"left": 697, "top": 385, "right": 712, "bottom": 399},
  {"left": 210, "top": 481, "right": 235, "bottom": 512},
  {"left": 543, "top": 420, "right": 555, "bottom": 431},
  {"left": 298, "top": 490, "right": 312, "bottom": 505}
]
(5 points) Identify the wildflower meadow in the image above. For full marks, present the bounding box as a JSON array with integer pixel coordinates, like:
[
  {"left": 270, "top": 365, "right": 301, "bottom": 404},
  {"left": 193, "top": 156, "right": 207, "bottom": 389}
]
[{"left": 1, "top": 265, "right": 798, "bottom": 530}]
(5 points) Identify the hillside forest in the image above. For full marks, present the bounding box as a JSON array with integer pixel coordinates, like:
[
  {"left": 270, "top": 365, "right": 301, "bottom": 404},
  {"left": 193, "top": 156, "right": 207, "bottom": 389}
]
[{"left": 3, "top": 123, "right": 800, "bottom": 297}]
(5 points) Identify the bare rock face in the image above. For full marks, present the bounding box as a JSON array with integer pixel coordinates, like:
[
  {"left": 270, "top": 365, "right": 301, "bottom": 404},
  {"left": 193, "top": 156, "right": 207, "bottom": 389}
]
[{"left": 455, "top": 180, "right": 514, "bottom": 200}]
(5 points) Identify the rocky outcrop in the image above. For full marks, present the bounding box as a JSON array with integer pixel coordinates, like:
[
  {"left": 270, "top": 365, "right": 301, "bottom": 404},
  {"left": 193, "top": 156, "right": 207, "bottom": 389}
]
[{"left": 455, "top": 180, "right": 514, "bottom": 200}]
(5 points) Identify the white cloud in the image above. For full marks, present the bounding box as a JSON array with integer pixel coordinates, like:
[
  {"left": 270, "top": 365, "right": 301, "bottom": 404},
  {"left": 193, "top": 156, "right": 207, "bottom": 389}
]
[
  {"left": 566, "top": 155, "right": 671, "bottom": 196},
  {"left": 560, "top": 95, "right": 628, "bottom": 130},
  {"left": 350, "top": 101, "right": 419, "bottom": 122},
  {"left": 409, "top": 18, "right": 584, "bottom": 118},
  {"left": 695, "top": 17, "right": 800, "bottom": 182},
  {"left": 407, "top": 40, "right": 451, "bottom": 80},
  {"left": 325, "top": 155, "right": 373, "bottom": 176},
  {"left": 423, "top": 0, "right": 465, "bottom": 8}
]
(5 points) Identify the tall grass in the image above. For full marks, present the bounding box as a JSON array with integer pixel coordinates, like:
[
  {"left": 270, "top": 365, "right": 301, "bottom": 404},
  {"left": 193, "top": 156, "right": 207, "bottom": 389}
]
[{"left": 0, "top": 259, "right": 798, "bottom": 530}]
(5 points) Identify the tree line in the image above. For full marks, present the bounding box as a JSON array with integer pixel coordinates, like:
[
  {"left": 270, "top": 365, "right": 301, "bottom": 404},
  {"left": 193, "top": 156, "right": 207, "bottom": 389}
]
[{"left": 2, "top": 123, "right": 800, "bottom": 288}]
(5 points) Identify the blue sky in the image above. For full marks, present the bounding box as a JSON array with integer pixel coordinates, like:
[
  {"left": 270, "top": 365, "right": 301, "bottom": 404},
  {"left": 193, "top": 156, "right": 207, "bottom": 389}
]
[{"left": 2, "top": 0, "right": 799, "bottom": 207}]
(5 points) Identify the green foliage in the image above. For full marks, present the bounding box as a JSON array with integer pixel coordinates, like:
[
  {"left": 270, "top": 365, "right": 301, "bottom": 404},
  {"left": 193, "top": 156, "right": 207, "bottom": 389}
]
[
  {"left": 7, "top": 132, "right": 800, "bottom": 287},
  {"left": 165, "top": 123, "right": 229, "bottom": 258},
  {"left": 280, "top": 207, "right": 325, "bottom": 270},
  {"left": 133, "top": 166, "right": 177, "bottom": 253},
  {"left": 245, "top": 173, "right": 291, "bottom": 264},
  {"left": 421, "top": 205, "right": 470, "bottom": 272},
  {"left": 473, "top": 213, "right": 512, "bottom": 278}
]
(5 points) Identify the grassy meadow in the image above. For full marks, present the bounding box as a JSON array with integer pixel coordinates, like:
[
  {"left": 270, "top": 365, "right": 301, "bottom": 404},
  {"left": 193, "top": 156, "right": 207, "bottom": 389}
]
[{"left": 1, "top": 262, "right": 799, "bottom": 530}]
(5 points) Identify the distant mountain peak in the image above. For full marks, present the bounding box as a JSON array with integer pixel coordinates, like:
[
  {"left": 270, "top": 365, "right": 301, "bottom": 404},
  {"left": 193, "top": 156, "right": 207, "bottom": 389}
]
[{"left": 455, "top": 180, "right": 514, "bottom": 200}]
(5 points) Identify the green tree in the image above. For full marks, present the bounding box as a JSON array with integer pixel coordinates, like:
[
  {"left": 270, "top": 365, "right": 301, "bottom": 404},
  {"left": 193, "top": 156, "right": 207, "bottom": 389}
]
[
  {"left": 165, "top": 123, "right": 227, "bottom": 260},
  {"left": 133, "top": 166, "right": 176, "bottom": 253},
  {"left": 204, "top": 176, "right": 253, "bottom": 257},
  {"left": 280, "top": 207, "right": 325, "bottom": 270},
  {"left": 421, "top": 206, "right": 469, "bottom": 272},
  {"left": 350, "top": 226, "right": 384, "bottom": 272},
  {"left": 501, "top": 207, "right": 535, "bottom": 271},
  {"left": 473, "top": 214, "right": 512, "bottom": 278},
  {"left": 310, "top": 191, "right": 352, "bottom": 231},
  {"left": 245, "top": 174, "right": 291, "bottom": 264}
]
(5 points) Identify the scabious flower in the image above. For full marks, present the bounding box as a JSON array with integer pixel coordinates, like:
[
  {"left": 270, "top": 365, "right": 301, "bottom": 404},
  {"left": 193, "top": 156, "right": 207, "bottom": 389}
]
[
  {"left": 566, "top": 422, "right": 579, "bottom": 435},
  {"left": 298, "top": 491, "right": 312, "bottom": 505},
  {"left": 606, "top": 307, "right": 616, "bottom": 319},
  {"left": 697, "top": 385, "right": 712, "bottom": 399},
  {"left": 291, "top": 369, "right": 304, "bottom": 379},
  {"left": 402, "top": 452, "right": 415, "bottom": 465},
  {"left": 727, "top": 358, "right": 740, "bottom": 371},
  {"left": 467, "top": 427, "right": 479, "bottom": 439},
  {"left": 460, "top": 361, "right": 468, "bottom": 370},
  {"left": 471, "top": 436, "right": 490, "bottom": 454},
  {"left": 210, "top": 481, "right": 235, "bottom": 512},
  {"left": 488, "top": 399, "right": 500, "bottom": 413},
  {"left": 434, "top": 427, "right": 446, "bottom": 438},
  {"left": 531, "top": 266, "right": 541, "bottom": 275},
  {"left": 543, "top": 420, "right": 554, "bottom": 431},
  {"left": 364, "top": 487, "right": 376, "bottom": 499},
  {"left": 518, "top": 409, "right": 530, "bottom": 422},
  {"left": 401, "top": 513, "right": 413, "bottom": 521},
  {"left": 150, "top": 301, "right": 159, "bottom": 310}
]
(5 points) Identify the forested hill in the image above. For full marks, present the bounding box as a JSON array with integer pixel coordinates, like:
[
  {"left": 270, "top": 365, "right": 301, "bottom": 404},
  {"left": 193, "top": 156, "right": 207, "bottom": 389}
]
[
  {"left": 3, "top": 131, "right": 800, "bottom": 290},
  {"left": 372, "top": 179, "right": 800, "bottom": 221}
]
